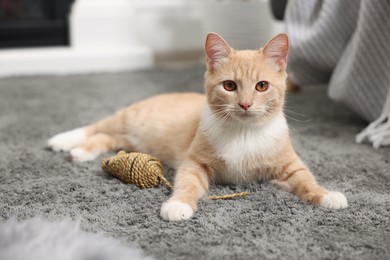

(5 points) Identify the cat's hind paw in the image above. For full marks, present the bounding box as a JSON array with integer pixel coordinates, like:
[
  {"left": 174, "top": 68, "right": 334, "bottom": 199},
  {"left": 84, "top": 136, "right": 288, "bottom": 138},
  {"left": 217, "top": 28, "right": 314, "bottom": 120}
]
[
  {"left": 48, "top": 128, "right": 87, "bottom": 152},
  {"left": 161, "top": 200, "right": 194, "bottom": 221},
  {"left": 320, "top": 191, "right": 348, "bottom": 209},
  {"left": 70, "top": 147, "right": 99, "bottom": 162}
]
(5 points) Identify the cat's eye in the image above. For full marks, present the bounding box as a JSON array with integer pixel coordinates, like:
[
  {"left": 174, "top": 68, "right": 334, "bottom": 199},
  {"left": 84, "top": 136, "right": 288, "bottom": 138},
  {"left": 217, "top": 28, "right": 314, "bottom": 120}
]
[
  {"left": 255, "top": 81, "right": 269, "bottom": 92},
  {"left": 223, "top": 80, "right": 237, "bottom": 91}
]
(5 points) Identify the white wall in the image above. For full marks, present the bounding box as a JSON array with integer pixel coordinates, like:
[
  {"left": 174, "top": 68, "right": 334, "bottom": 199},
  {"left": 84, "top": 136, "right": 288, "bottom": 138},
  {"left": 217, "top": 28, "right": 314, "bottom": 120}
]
[
  {"left": 0, "top": 0, "right": 285, "bottom": 77},
  {"left": 134, "top": 0, "right": 285, "bottom": 59}
]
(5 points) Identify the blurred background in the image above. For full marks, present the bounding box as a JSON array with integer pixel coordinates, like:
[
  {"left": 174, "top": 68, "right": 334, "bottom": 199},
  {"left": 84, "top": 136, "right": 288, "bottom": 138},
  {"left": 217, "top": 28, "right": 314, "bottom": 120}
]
[{"left": 0, "top": 0, "right": 285, "bottom": 77}]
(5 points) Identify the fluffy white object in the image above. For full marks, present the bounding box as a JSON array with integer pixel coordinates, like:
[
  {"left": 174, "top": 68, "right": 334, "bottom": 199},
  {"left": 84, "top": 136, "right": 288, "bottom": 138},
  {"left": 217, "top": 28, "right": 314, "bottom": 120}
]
[
  {"left": 0, "top": 217, "right": 153, "bottom": 260},
  {"left": 70, "top": 147, "right": 100, "bottom": 162},
  {"left": 48, "top": 128, "right": 87, "bottom": 151},
  {"left": 356, "top": 113, "right": 390, "bottom": 149}
]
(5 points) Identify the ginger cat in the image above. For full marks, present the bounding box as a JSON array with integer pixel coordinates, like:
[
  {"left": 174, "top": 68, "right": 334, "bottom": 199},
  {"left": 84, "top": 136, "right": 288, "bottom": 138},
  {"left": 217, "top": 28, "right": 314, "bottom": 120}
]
[{"left": 48, "top": 33, "right": 348, "bottom": 221}]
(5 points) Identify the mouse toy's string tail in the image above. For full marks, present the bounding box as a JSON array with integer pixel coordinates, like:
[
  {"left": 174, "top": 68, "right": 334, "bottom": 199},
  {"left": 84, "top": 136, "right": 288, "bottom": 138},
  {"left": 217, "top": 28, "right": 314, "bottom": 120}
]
[
  {"left": 159, "top": 173, "right": 248, "bottom": 200},
  {"left": 207, "top": 192, "right": 249, "bottom": 200},
  {"left": 159, "top": 176, "right": 173, "bottom": 190}
]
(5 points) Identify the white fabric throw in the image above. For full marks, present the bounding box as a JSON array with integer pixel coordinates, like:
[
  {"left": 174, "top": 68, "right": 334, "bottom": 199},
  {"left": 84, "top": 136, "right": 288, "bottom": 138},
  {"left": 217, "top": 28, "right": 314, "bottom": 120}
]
[
  {"left": 0, "top": 217, "right": 153, "bottom": 260},
  {"left": 356, "top": 94, "right": 390, "bottom": 149},
  {"left": 285, "top": 0, "right": 390, "bottom": 148}
]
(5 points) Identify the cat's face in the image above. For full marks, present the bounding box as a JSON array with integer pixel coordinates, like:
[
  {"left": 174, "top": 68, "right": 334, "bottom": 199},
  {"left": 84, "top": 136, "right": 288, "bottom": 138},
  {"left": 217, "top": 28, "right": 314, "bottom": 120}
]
[{"left": 204, "top": 33, "right": 288, "bottom": 124}]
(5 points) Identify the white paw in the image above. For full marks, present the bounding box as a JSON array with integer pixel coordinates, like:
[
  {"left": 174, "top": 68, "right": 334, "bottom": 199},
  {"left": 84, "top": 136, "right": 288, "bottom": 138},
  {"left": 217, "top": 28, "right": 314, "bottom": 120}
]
[
  {"left": 160, "top": 200, "right": 194, "bottom": 221},
  {"left": 70, "top": 147, "right": 99, "bottom": 162},
  {"left": 48, "top": 128, "right": 87, "bottom": 151},
  {"left": 320, "top": 191, "right": 348, "bottom": 209}
]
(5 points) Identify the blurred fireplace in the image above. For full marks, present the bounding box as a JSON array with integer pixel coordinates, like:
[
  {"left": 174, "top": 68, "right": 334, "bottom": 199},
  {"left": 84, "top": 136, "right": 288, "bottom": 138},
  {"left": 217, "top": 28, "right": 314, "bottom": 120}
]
[{"left": 0, "top": 0, "right": 74, "bottom": 48}]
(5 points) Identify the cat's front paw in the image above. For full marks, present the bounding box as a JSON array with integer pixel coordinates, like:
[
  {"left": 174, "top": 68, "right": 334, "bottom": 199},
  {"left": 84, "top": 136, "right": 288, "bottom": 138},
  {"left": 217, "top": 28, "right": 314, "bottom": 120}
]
[
  {"left": 161, "top": 200, "right": 194, "bottom": 221},
  {"left": 48, "top": 128, "right": 87, "bottom": 151},
  {"left": 320, "top": 191, "right": 348, "bottom": 209}
]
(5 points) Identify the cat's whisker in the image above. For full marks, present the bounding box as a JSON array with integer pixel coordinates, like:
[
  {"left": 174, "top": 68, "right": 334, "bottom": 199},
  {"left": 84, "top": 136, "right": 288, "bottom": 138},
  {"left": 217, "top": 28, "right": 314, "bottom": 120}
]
[
  {"left": 208, "top": 106, "right": 227, "bottom": 111},
  {"left": 251, "top": 109, "right": 269, "bottom": 117},
  {"left": 283, "top": 107, "right": 312, "bottom": 123},
  {"left": 208, "top": 105, "right": 235, "bottom": 112},
  {"left": 284, "top": 114, "right": 312, "bottom": 123},
  {"left": 204, "top": 109, "right": 231, "bottom": 135},
  {"left": 287, "top": 124, "right": 303, "bottom": 139},
  {"left": 252, "top": 109, "right": 303, "bottom": 139},
  {"left": 219, "top": 111, "right": 232, "bottom": 127},
  {"left": 208, "top": 104, "right": 230, "bottom": 107},
  {"left": 283, "top": 100, "right": 298, "bottom": 104},
  {"left": 208, "top": 109, "right": 229, "bottom": 121},
  {"left": 213, "top": 109, "right": 230, "bottom": 119},
  {"left": 211, "top": 112, "right": 227, "bottom": 119},
  {"left": 283, "top": 108, "right": 309, "bottom": 117},
  {"left": 214, "top": 110, "right": 233, "bottom": 134}
]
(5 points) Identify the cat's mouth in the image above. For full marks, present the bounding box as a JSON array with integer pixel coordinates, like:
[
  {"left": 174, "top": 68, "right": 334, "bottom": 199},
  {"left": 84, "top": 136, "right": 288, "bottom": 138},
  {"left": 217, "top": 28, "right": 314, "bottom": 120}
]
[{"left": 234, "top": 111, "right": 257, "bottom": 120}]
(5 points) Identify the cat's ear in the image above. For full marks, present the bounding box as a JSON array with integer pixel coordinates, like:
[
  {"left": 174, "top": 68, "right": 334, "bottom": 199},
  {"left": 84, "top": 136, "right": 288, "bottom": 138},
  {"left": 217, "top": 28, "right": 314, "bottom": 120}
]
[
  {"left": 205, "top": 33, "right": 232, "bottom": 71},
  {"left": 262, "top": 34, "right": 289, "bottom": 71}
]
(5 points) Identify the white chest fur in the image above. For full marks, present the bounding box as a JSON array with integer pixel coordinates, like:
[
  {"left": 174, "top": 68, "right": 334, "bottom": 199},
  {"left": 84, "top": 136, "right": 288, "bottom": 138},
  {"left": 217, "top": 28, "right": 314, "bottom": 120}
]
[{"left": 200, "top": 106, "right": 288, "bottom": 184}]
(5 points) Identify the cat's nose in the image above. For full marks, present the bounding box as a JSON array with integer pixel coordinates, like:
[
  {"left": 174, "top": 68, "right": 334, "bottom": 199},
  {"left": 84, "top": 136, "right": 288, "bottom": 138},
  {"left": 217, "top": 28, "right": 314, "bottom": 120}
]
[{"left": 238, "top": 102, "right": 252, "bottom": 111}]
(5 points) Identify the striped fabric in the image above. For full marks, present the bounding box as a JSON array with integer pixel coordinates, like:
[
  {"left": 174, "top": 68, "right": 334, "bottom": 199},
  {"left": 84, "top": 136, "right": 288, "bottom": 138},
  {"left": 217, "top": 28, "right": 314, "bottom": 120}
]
[{"left": 285, "top": 0, "right": 390, "bottom": 148}]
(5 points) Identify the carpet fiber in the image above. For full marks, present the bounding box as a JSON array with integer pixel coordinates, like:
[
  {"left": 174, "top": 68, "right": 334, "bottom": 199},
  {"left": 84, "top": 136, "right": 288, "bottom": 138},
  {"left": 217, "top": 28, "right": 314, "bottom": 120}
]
[{"left": 0, "top": 67, "right": 389, "bottom": 260}]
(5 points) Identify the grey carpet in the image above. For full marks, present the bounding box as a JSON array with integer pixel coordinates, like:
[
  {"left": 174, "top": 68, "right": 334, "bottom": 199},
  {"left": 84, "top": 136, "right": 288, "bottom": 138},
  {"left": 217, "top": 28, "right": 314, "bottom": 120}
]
[{"left": 0, "top": 67, "right": 389, "bottom": 260}]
